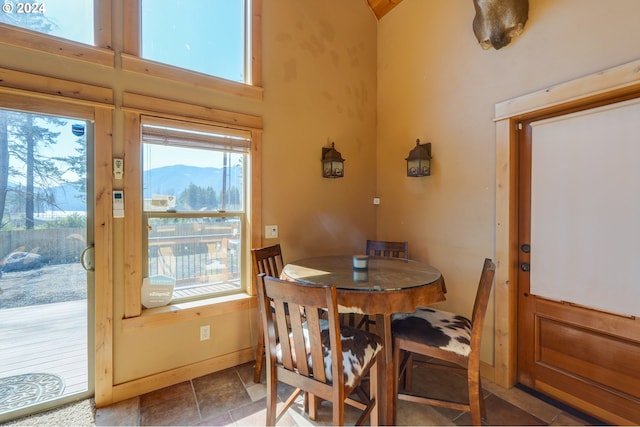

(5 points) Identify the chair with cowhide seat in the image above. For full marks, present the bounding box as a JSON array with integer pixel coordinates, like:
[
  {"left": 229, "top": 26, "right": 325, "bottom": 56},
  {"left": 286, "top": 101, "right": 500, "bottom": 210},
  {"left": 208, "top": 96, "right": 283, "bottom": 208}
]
[
  {"left": 257, "top": 273, "right": 382, "bottom": 426},
  {"left": 391, "top": 258, "right": 496, "bottom": 426}
]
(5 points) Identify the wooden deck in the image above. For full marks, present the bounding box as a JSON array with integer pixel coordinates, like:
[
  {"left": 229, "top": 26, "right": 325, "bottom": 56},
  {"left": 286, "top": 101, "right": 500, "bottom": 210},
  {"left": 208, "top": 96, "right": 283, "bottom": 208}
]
[{"left": 0, "top": 300, "right": 88, "bottom": 398}]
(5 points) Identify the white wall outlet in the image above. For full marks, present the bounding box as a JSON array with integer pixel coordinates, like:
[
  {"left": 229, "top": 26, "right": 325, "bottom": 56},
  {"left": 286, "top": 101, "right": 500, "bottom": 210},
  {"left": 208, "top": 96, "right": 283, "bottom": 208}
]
[
  {"left": 373, "top": 197, "right": 381, "bottom": 205},
  {"left": 265, "top": 225, "right": 278, "bottom": 239},
  {"left": 199, "top": 325, "right": 210, "bottom": 341}
]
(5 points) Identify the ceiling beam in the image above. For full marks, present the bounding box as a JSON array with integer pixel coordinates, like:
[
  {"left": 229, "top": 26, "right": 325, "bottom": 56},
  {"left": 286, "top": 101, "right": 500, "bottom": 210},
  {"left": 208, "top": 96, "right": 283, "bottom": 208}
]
[{"left": 367, "top": 0, "right": 403, "bottom": 20}]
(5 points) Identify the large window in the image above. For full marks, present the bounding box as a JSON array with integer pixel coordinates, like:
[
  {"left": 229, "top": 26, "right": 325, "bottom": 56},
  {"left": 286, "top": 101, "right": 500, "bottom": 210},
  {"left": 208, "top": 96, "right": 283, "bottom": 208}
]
[
  {"left": 140, "top": 0, "right": 246, "bottom": 83},
  {"left": 141, "top": 117, "right": 250, "bottom": 303},
  {"left": 123, "top": 0, "right": 261, "bottom": 94}
]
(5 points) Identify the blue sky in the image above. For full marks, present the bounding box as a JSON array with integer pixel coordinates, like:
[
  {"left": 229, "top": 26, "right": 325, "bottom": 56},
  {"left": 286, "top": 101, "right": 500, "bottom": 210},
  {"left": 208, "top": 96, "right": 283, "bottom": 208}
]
[
  {"left": 141, "top": 0, "right": 245, "bottom": 82},
  {"left": 0, "top": 0, "right": 93, "bottom": 43}
]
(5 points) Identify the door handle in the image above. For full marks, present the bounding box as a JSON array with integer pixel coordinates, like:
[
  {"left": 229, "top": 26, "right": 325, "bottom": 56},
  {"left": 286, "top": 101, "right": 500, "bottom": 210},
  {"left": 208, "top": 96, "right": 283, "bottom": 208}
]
[
  {"left": 521, "top": 262, "right": 530, "bottom": 272},
  {"left": 80, "top": 244, "right": 95, "bottom": 272},
  {"left": 521, "top": 243, "right": 530, "bottom": 253}
]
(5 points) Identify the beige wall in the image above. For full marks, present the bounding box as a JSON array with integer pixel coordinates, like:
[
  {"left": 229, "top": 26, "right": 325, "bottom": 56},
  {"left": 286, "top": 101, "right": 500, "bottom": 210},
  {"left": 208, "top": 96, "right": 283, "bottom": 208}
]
[
  {"left": 261, "top": 0, "right": 378, "bottom": 261},
  {"left": 376, "top": 0, "right": 640, "bottom": 363}
]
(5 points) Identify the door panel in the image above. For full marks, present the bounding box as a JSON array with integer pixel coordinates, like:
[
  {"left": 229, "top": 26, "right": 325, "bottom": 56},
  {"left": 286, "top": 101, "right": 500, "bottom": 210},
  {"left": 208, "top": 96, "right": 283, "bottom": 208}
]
[
  {"left": 517, "top": 100, "right": 640, "bottom": 425},
  {"left": 0, "top": 108, "right": 93, "bottom": 422}
]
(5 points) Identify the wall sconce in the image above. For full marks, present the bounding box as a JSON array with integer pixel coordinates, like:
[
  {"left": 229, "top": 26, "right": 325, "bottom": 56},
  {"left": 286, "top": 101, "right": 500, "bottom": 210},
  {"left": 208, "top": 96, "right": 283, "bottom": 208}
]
[
  {"left": 406, "top": 138, "right": 432, "bottom": 177},
  {"left": 322, "top": 142, "right": 345, "bottom": 178}
]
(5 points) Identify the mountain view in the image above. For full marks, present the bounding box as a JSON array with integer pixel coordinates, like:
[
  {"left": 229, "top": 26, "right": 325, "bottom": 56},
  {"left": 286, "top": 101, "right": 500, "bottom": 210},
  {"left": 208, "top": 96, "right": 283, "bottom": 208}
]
[{"left": 16, "top": 164, "right": 243, "bottom": 214}]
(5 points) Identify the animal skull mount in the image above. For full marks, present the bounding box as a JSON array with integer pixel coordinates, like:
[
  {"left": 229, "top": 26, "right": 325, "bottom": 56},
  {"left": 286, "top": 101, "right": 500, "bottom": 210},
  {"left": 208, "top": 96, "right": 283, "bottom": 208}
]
[{"left": 473, "top": 0, "right": 529, "bottom": 50}]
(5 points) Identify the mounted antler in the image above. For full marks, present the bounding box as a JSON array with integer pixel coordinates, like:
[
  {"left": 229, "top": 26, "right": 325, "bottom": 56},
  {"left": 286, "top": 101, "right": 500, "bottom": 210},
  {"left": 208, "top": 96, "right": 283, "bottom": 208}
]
[{"left": 473, "top": 0, "right": 529, "bottom": 50}]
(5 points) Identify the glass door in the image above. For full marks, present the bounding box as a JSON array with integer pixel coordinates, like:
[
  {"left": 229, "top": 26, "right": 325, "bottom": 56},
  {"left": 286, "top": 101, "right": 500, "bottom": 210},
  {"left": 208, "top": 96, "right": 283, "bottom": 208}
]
[{"left": 0, "top": 108, "right": 94, "bottom": 422}]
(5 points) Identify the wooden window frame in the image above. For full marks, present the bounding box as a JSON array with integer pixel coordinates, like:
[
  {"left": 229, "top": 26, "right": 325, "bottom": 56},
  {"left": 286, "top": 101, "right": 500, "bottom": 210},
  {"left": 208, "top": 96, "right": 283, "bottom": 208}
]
[
  {"left": 140, "top": 116, "right": 251, "bottom": 303},
  {"left": 121, "top": 92, "right": 262, "bottom": 320}
]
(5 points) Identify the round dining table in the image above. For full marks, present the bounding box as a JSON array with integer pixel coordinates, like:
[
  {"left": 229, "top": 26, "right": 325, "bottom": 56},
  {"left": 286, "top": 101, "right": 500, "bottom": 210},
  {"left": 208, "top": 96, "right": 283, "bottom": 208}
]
[{"left": 281, "top": 255, "right": 446, "bottom": 425}]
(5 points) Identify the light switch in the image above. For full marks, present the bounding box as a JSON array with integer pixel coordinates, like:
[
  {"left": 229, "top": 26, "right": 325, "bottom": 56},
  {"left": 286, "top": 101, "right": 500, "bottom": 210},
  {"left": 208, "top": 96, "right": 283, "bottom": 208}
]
[
  {"left": 265, "top": 225, "right": 278, "bottom": 239},
  {"left": 114, "top": 158, "right": 124, "bottom": 180}
]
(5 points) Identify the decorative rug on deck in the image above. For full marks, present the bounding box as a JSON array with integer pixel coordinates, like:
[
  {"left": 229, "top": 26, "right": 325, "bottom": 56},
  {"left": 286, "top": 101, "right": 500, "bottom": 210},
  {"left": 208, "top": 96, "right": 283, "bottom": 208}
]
[{"left": 0, "top": 373, "right": 65, "bottom": 412}]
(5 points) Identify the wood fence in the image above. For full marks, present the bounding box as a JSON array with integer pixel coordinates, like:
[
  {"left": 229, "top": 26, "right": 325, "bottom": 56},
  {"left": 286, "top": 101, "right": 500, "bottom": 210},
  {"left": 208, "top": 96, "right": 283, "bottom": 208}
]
[{"left": 0, "top": 228, "right": 86, "bottom": 264}]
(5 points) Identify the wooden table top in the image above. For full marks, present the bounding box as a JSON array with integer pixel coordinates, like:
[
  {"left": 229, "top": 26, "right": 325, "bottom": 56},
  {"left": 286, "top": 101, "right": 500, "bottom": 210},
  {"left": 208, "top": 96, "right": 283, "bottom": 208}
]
[{"left": 282, "top": 255, "right": 446, "bottom": 314}]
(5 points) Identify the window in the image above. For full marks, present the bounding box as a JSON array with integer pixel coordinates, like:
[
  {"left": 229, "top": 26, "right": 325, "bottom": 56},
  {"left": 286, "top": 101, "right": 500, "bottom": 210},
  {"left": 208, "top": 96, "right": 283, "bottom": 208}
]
[
  {"left": 0, "top": 0, "right": 94, "bottom": 45},
  {"left": 141, "top": 116, "right": 250, "bottom": 303},
  {"left": 123, "top": 0, "right": 261, "bottom": 97},
  {"left": 140, "top": 0, "right": 245, "bottom": 83}
]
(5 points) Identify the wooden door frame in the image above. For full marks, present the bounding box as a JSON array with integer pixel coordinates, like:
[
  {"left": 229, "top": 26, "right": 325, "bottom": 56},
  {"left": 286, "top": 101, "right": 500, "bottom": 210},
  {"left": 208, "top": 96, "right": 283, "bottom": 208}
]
[{"left": 492, "top": 58, "right": 640, "bottom": 388}]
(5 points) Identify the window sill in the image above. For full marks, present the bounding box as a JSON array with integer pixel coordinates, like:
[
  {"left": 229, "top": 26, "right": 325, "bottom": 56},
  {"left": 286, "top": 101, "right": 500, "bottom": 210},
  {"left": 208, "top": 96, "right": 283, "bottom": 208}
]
[
  {"left": 121, "top": 53, "right": 263, "bottom": 101},
  {"left": 122, "top": 292, "right": 257, "bottom": 331},
  {"left": 0, "top": 24, "right": 114, "bottom": 67}
]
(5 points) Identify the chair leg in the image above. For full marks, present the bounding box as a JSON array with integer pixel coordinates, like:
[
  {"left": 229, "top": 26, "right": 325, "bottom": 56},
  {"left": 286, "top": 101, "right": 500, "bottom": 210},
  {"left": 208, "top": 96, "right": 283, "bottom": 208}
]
[
  {"left": 369, "top": 356, "right": 379, "bottom": 427},
  {"left": 308, "top": 393, "right": 319, "bottom": 420},
  {"left": 265, "top": 364, "right": 277, "bottom": 426},
  {"left": 254, "top": 321, "right": 265, "bottom": 383},
  {"left": 468, "top": 372, "right": 483, "bottom": 426},
  {"left": 393, "top": 340, "right": 402, "bottom": 425}
]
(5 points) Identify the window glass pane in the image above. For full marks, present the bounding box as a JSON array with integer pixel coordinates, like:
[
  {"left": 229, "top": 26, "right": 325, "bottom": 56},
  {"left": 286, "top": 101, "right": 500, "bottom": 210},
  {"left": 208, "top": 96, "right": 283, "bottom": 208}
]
[
  {"left": 143, "top": 143, "right": 245, "bottom": 212},
  {"left": 0, "top": 0, "right": 94, "bottom": 45},
  {"left": 140, "top": 0, "right": 245, "bottom": 83},
  {"left": 141, "top": 117, "right": 249, "bottom": 302},
  {"left": 147, "top": 216, "right": 242, "bottom": 301}
]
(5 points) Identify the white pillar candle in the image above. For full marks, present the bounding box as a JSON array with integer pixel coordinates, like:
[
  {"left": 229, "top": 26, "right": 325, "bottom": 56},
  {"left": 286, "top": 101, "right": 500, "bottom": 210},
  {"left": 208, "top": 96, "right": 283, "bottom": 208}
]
[{"left": 352, "top": 255, "right": 369, "bottom": 270}]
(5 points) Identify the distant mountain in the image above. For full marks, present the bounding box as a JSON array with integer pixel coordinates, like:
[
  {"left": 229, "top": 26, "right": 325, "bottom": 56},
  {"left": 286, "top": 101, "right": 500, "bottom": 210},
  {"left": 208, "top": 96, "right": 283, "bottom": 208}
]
[
  {"left": 50, "top": 183, "right": 86, "bottom": 211},
  {"left": 4, "top": 180, "right": 85, "bottom": 212},
  {"left": 143, "top": 164, "right": 242, "bottom": 199},
  {"left": 38, "top": 164, "right": 242, "bottom": 212}
]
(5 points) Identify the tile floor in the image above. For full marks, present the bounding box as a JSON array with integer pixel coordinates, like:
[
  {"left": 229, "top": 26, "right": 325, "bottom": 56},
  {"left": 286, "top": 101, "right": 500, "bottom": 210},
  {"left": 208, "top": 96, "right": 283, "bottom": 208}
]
[{"left": 94, "top": 360, "right": 605, "bottom": 426}]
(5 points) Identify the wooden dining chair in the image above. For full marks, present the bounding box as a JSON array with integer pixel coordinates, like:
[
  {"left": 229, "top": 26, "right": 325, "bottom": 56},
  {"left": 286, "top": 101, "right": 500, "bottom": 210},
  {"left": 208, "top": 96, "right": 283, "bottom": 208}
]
[
  {"left": 353, "top": 240, "right": 410, "bottom": 330},
  {"left": 365, "top": 239, "right": 409, "bottom": 260},
  {"left": 257, "top": 273, "right": 382, "bottom": 426},
  {"left": 251, "top": 244, "right": 285, "bottom": 383},
  {"left": 391, "top": 258, "right": 496, "bottom": 425}
]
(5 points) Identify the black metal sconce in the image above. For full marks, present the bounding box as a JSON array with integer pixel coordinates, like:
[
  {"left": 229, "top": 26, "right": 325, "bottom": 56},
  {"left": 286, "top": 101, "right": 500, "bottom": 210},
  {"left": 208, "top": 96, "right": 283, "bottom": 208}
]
[
  {"left": 406, "top": 138, "right": 431, "bottom": 177},
  {"left": 322, "top": 142, "right": 345, "bottom": 178}
]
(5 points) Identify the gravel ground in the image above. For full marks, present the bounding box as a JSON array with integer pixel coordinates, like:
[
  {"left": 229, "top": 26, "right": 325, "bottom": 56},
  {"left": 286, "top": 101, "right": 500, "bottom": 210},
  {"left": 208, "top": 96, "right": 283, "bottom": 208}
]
[{"left": 0, "top": 263, "right": 87, "bottom": 309}]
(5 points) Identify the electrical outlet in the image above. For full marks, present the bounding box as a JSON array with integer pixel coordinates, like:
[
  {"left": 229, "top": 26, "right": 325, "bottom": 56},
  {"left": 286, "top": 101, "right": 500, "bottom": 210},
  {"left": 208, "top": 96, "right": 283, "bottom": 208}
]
[
  {"left": 200, "top": 325, "right": 210, "bottom": 341},
  {"left": 265, "top": 225, "right": 278, "bottom": 239}
]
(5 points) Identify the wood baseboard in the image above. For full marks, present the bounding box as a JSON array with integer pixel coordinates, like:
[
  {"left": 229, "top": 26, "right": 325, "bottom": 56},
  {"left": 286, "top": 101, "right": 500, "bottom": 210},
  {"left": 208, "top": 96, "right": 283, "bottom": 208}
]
[{"left": 99, "top": 348, "right": 255, "bottom": 407}]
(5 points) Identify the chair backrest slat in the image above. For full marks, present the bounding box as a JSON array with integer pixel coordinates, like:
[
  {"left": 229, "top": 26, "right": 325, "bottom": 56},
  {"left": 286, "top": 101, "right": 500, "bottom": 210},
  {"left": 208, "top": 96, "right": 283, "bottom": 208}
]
[
  {"left": 305, "top": 308, "right": 327, "bottom": 382},
  {"left": 273, "top": 302, "right": 293, "bottom": 368}
]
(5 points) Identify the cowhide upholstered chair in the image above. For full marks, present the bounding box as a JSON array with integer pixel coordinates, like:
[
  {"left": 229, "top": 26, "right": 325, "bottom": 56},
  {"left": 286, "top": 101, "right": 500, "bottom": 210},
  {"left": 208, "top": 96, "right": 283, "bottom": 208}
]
[
  {"left": 391, "top": 258, "right": 496, "bottom": 426},
  {"left": 257, "top": 273, "right": 382, "bottom": 426},
  {"left": 251, "top": 244, "right": 285, "bottom": 383}
]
